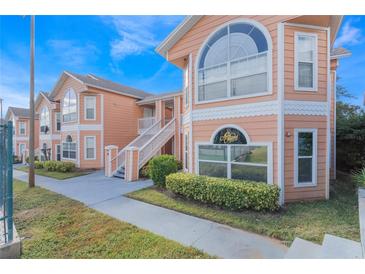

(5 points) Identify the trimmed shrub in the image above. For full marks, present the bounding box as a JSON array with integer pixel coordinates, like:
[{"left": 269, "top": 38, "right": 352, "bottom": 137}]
[
  {"left": 25, "top": 156, "right": 39, "bottom": 163},
  {"left": 44, "top": 160, "right": 58, "bottom": 171},
  {"left": 34, "top": 161, "right": 44, "bottom": 169},
  {"left": 140, "top": 163, "right": 150, "bottom": 178},
  {"left": 148, "top": 155, "right": 178, "bottom": 187},
  {"left": 13, "top": 155, "right": 21, "bottom": 164},
  {"left": 166, "top": 173, "right": 280, "bottom": 211},
  {"left": 56, "top": 162, "right": 75, "bottom": 173},
  {"left": 177, "top": 160, "right": 183, "bottom": 171},
  {"left": 352, "top": 167, "right": 365, "bottom": 188}
]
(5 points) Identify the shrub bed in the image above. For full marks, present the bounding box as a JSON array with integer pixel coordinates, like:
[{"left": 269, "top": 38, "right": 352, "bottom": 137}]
[
  {"left": 34, "top": 161, "right": 44, "bottom": 169},
  {"left": 166, "top": 173, "right": 280, "bottom": 211},
  {"left": 148, "top": 155, "right": 178, "bottom": 187},
  {"left": 43, "top": 161, "right": 75, "bottom": 173}
]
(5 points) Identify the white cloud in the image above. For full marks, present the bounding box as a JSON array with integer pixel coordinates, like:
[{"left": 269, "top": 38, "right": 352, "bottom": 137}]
[
  {"left": 335, "top": 19, "right": 363, "bottom": 47},
  {"left": 47, "top": 39, "right": 99, "bottom": 67},
  {"left": 104, "top": 16, "right": 183, "bottom": 60}
]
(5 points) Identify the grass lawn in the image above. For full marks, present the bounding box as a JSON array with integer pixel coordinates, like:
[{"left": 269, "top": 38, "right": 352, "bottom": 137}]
[
  {"left": 13, "top": 179, "right": 211, "bottom": 258},
  {"left": 16, "top": 165, "right": 89, "bottom": 180},
  {"left": 126, "top": 172, "right": 360, "bottom": 245}
]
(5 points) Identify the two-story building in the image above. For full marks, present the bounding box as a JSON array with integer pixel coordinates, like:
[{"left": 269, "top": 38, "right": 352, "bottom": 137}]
[
  {"left": 34, "top": 71, "right": 154, "bottom": 170},
  {"left": 150, "top": 15, "right": 350, "bottom": 203},
  {"left": 5, "top": 107, "right": 39, "bottom": 161}
]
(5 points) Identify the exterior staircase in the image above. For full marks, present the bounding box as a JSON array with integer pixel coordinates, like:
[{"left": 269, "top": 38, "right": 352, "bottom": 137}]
[
  {"left": 111, "top": 118, "right": 176, "bottom": 179},
  {"left": 285, "top": 188, "right": 365, "bottom": 259}
]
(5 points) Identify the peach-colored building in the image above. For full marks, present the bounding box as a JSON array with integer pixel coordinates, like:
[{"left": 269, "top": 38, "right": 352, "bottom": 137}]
[
  {"left": 20, "top": 15, "right": 350, "bottom": 205},
  {"left": 150, "top": 15, "right": 349, "bottom": 204},
  {"left": 34, "top": 71, "right": 153, "bottom": 170},
  {"left": 5, "top": 107, "right": 39, "bottom": 161}
]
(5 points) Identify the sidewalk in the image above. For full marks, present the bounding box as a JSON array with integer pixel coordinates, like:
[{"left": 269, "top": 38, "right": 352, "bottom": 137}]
[{"left": 14, "top": 169, "right": 287, "bottom": 258}]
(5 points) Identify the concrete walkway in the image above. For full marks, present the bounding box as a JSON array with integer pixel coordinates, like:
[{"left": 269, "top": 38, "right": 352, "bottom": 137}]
[{"left": 14, "top": 169, "right": 287, "bottom": 258}]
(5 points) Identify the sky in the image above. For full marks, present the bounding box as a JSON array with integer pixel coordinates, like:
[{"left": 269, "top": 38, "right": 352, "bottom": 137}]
[{"left": 0, "top": 15, "right": 364, "bottom": 116}]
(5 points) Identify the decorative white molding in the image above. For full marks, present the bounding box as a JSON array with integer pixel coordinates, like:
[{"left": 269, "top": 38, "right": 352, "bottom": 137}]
[
  {"left": 284, "top": 100, "right": 327, "bottom": 116},
  {"left": 182, "top": 112, "right": 191, "bottom": 125},
  {"left": 62, "top": 124, "right": 103, "bottom": 131},
  {"left": 192, "top": 101, "right": 278, "bottom": 121},
  {"left": 190, "top": 100, "right": 328, "bottom": 122},
  {"left": 14, "top": 136, "right": 29, "bottom": 141},
  {"left": 40, "top": 134, "right": 61, "bottom": 141}
]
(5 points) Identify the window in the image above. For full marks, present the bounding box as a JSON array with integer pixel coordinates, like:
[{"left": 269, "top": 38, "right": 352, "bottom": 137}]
[
  {"left": 19, "top": 143, "right": 26, "bottom": 156},
  {"left": 84, "top": 136, "right": 96, "bottom": 160},
  {"left": 55, "top": 112, "right": 61, "bottom": 131},
  {"left": 63, "top": 89, "right": 77, "bottom": 122},
  {"left": 294, "top": 129, "right": 317, "bottom": 187},
  {"left": 40, "top": 107, "right": 50, "bottom": 134},
  {"left": 295, "top": 33, "right": 317, "bottom": 90},
  {"left": 197, "top": 127, "right": 270, "bottom": 183},
  {"left": 62, "top": 135, "right": 76, "bottom": 159},
  {"left": 197, "top": 22, "right": 271, "bottom": 102},
  {"left": 84, "top": 96, "right": 96, "bottom": 120},
  {"left": 19, "top": 122, "right": 26, "bottom": 135},
  {"left": 184, "top": 133, "right": 189, "bottom": 170}
]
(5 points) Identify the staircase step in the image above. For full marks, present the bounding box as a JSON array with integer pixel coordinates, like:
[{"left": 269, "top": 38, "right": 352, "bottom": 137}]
[
  {"left": 113, "top": 173, "right": 125, "bottom": 179},
  {"left": 321, "top": 234, "right": 363, "bottom": 259},
  {"left": 285, "top": 238, "right": 322, "bottom": 259}
]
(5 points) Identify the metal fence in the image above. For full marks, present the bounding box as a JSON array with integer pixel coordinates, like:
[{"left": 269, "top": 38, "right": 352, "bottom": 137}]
[{"left": 0, "top": 121, "right": 13, "bottom": 244}]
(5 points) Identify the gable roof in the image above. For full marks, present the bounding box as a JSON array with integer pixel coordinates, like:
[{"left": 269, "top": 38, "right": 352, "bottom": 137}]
[
  {"left": 156, "top": 16, "right": 203, "bottom": 58},
  {"left": 49, "top": 71, "right": 152, "bottom": 100},
  {"left": 5, "top": 106, "right": 39, "bottom": 121},
  {"left": 330, "top": 47, "right": 352, "bottom": 59},
  {"left": 156, "top": 15, "right": 345, "bottom": 59},
  {"left": 7, "top": 107, "right": 30, "bottom": 118}
]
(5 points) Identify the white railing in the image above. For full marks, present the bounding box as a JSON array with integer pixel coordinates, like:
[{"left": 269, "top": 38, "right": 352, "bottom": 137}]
[
  {"left": 111, "top": 120, "right": 162, "bottom": 173},
  {"left": 138, "top": 117, "right": 156, "bottom": 134},
  {"left": 138, "top": 118, "right": 176, "bottom": 168}
]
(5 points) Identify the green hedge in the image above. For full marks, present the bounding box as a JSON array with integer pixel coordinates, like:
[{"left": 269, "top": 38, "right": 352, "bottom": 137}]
[
  {"left": 43, "top": 161, "right": 75, "bottom": 173},
  {"left": 166, "top": 173, "right": 280, "bottom": 211},
  {"left": 148, "top": 155, "right": 178, "bottom": 187},
  {"left": 34, "top": 161, "right": 44, "bottom": 169}
]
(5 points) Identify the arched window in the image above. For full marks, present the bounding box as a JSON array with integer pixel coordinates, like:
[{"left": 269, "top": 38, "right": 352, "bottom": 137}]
[
  {"left": 197, "top": 21, "right": 271, "bottom": 102},
  {"left": 63, "top": 88, "right": 77, "bottom": 122},
  {"left": 40, "top": 107, "right": 50, "bottom": 134},
  {"left": 197, "top": 125, "right": 270, "bottom": 183}
]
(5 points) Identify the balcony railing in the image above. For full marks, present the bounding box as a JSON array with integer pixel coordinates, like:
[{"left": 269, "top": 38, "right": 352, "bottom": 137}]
[{"left": 138, "top": 117, "right": 156, "bottom": 134}]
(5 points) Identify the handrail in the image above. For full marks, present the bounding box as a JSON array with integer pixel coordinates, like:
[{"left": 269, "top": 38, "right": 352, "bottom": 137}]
[
  {"left": 138, "top": 118, "right": 176, "bottom": 168},
  {"left": 110, "top": 119, "right": 162, "bottom": 174}
]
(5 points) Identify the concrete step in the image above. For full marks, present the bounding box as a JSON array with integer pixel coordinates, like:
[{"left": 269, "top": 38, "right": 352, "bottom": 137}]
[
  {"left": 113, "top": 173, "right": 125, "bottom": 179},
  {"left": 321, "top": 234, "right": 363, "bottom": 259},
  {"left": 285, "top": 237, "right": 322, "bottom": 259}
]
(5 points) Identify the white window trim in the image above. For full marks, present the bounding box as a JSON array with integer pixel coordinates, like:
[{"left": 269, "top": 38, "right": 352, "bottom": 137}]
[
  {"left": 19, "top": 121, "right": 26, "bottom": 136},
  {"left": 184, "top": 63, "right": 189, "bottom": 109},
  {"left": 195, "top": 141, "right": 273, "bottom": 185},
  {"left": 294, "top": 128, "right": 318, "bottom": 187},
  {"left": 19, "top": 143, "right": 26, "bottom": 156},
  {"left": 194, "top": 19, "right": 273, "bottom": 105},
  {"left": 55, "top": 112, "right": 61, "bottom": 132},
  {"left": 184, "top": 132, "right": 189, "bottom": 171},
  {"left": 56, "top": 144, "right": 61, "bottom": 161},
  {"left": 294, "top": 32, "right": 318, "bottom": 92},
  {"left": 40, "top": 106, "right": 51, "bottom": 134},
  {"left": 84, "top": 136, "right": 96, "bottom": 160},
  {"left": 62, "top": 88, "right": 77, "bottom": 123},
  {"left": 84, "top": 96, "right": 96, "bottom": 120},
  {"left": 61, "top": 142, "right": 77, "bottom": 161}
]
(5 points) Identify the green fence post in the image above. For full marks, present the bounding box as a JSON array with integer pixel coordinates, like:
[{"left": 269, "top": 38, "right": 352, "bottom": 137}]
[{"left": 6, "top": 121, "right": 13, "bottom": 242}]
